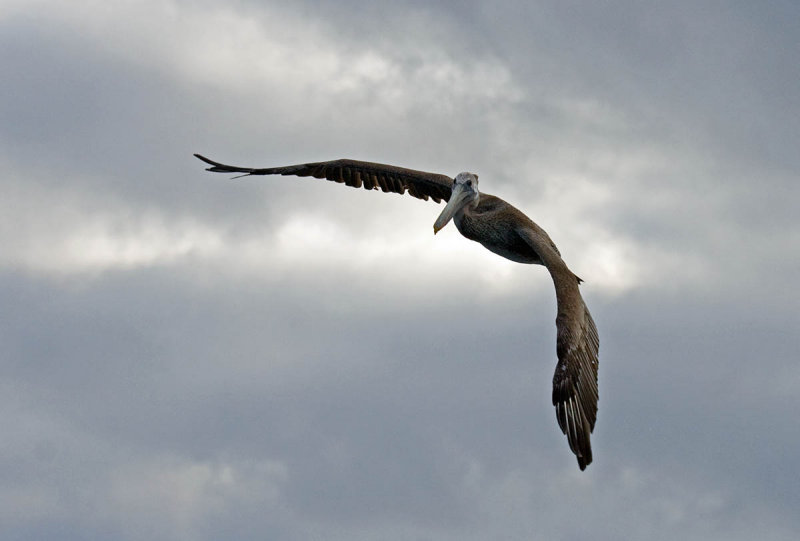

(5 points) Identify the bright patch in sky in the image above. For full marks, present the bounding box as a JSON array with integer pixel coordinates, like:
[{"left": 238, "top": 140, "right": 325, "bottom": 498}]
[{"left": 1, "top": 212, "right": 223, "bottom": 275}]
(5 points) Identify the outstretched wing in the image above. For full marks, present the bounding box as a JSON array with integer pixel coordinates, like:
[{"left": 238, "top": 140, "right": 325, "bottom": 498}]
[
  {"left": 552, "top": 299, "right": 599, "bottom": 470},
  {"left": 518, "top": 224, "right": 600, "bottom": 470},
  {"left": 194, "top": 154, "right": 453, "bottom": 203}
]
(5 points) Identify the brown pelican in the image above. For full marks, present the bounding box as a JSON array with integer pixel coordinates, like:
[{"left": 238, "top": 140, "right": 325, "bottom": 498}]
[{"left": 194, "top": 153, "right": 599, "bottom": 470}]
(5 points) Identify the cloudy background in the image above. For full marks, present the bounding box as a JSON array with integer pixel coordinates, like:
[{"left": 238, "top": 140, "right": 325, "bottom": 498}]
[{"left": 2, "top": 0, "right": 799, "bottom": 539}]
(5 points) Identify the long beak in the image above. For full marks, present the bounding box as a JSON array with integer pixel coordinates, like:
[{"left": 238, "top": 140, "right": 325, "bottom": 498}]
[{"left": 433, "top": 183, "right": 472, "bottom": 234}]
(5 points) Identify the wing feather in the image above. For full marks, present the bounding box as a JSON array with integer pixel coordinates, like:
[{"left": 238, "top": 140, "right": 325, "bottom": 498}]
[
  {"left": 194, "top": 154, "right": 453, "bottom": 203},
  {"left": 553, "top": 303, "right": 599, "bottom": 469}
]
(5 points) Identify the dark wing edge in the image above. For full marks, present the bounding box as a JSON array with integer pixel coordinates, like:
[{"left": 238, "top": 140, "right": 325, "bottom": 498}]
[
  {"left": 517, "top": 225, "right": 600, "bottom": 470},
  {"left": 194, "top": 153, "right": 453, "bottom": 203},
  {"left": 552, "top": 301, "right": 599, "bottom": 470}
]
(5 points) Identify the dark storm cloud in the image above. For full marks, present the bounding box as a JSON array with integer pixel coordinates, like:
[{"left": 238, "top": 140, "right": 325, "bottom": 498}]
[
  {"left": 1, "top": 1, "right": 799, "bottom": 540},
  {"left": 4, "top": 264, "right": 798, "bottom": 539}
]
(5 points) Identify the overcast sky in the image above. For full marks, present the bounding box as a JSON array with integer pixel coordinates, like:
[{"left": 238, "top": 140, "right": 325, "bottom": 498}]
[{"left": 2, "top": 1, "right": 799, "bottom": 540}]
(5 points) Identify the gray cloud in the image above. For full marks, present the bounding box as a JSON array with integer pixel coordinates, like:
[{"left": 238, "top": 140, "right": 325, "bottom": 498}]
[{"left": 1, "top": 1, "right": 798, "bottom": 540}]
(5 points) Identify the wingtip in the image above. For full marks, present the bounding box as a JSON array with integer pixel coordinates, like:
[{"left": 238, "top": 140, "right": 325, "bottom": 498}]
[{"left": 194, "top": 153, "right": 214, "bottom": 166}]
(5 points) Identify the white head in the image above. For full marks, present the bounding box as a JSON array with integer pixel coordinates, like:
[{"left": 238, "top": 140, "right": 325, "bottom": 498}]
[
  {"left": 433, "top": 172, "right": 480, "bottom": 234},
  {"left": 454, "top": 171, "right": 479, "bottom": 189}
]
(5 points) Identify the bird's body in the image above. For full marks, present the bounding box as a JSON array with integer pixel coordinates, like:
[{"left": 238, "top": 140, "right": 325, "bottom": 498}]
[
  {"left": 195, "top": 153, "right": 599, "bottom": 470},
  {"left": 454, "top": 194, "right": 550, "bottom": 264}
]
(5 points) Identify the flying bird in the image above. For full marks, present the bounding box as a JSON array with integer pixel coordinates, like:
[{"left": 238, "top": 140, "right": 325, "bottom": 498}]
[{"left": 195, "top": 153, "right": 600, "bottom": 470}]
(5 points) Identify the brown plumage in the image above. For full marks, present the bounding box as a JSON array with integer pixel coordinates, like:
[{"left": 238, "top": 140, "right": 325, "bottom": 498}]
[
  {"left": 195, "top": 153, "right": 600, "bottom": 470},
  {"left": 196, "top": 155, "right": 453, "bottom": 203}
]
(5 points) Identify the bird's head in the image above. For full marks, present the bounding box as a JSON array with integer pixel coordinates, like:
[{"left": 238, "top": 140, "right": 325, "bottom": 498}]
[{"left": 433, "top": 172, "right": 480, "bottom": 234}]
